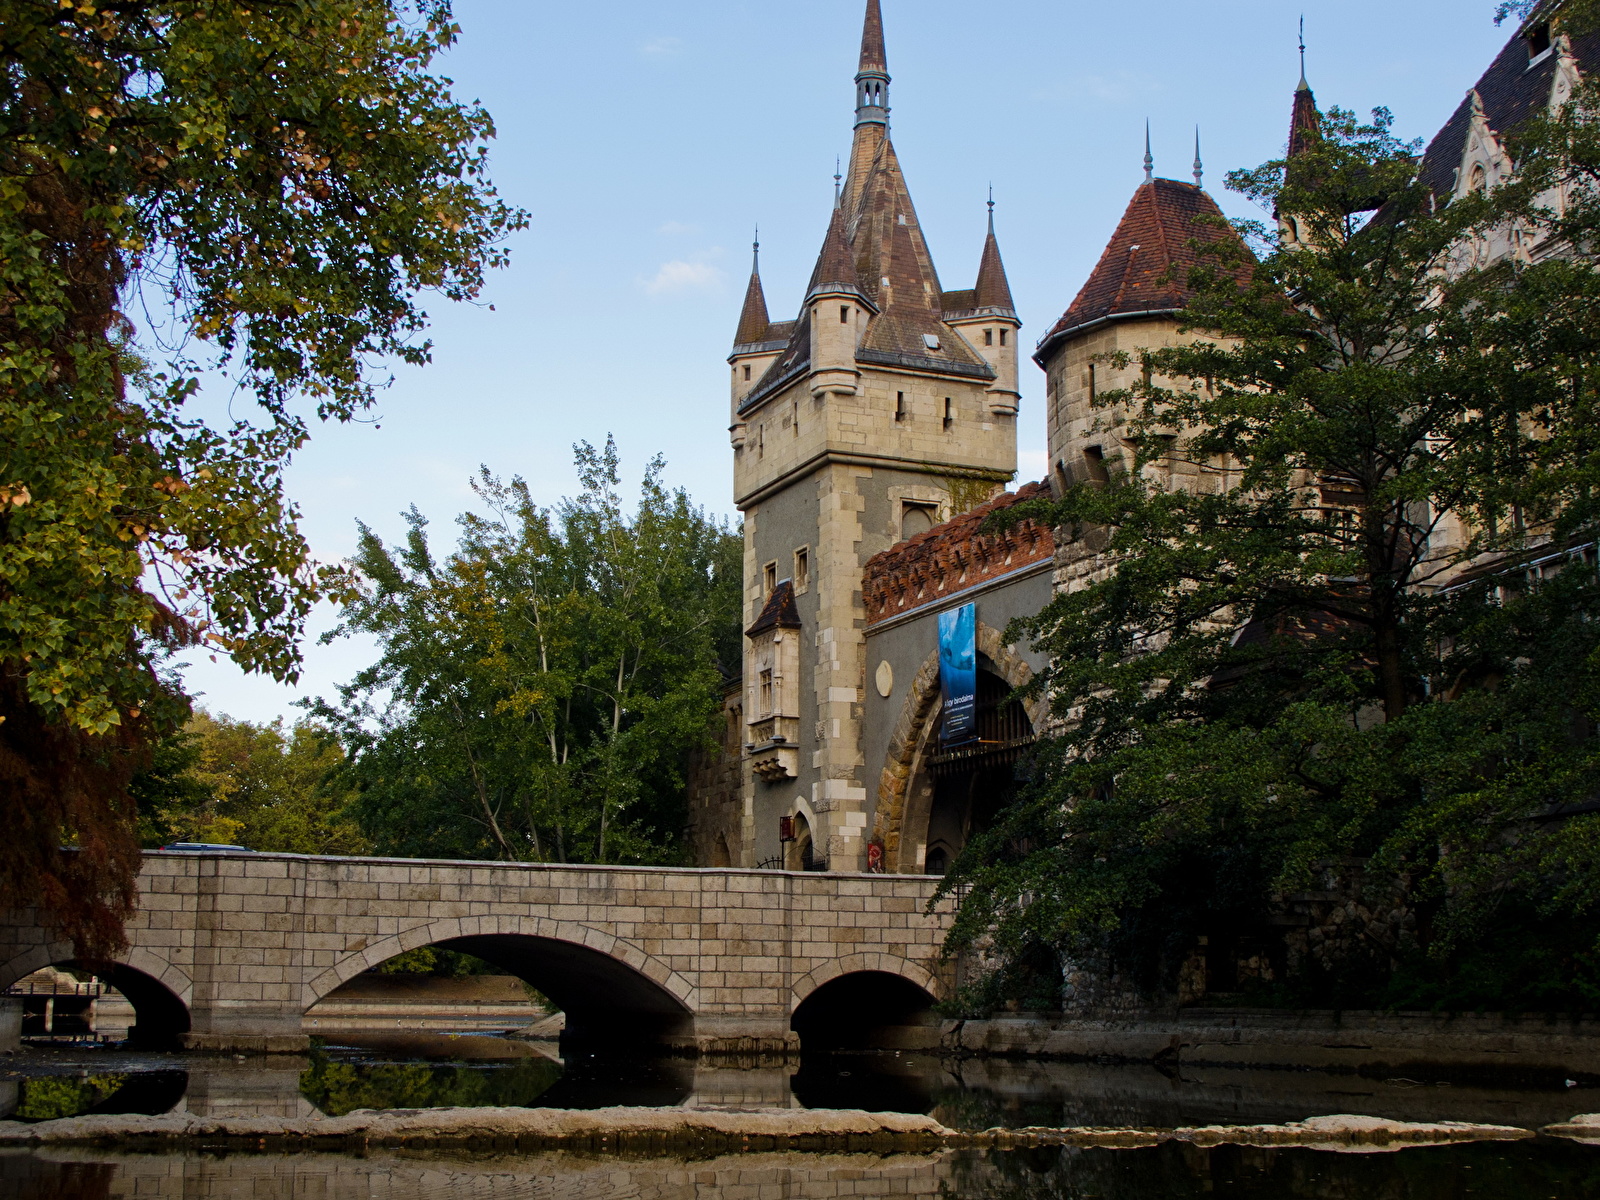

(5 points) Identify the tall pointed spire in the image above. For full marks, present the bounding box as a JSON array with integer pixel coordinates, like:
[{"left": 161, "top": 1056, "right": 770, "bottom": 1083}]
[
  {"left": 855, "top": 0, "right": 890, "bottom": 129},
  {"left": 1288, "top": 18, "right": 1320, "bottom": 158},
  {"left": 1193, "top": 127, "right": 1204, "bottom": 189},
  {"left": 1143, "top": 121, "right": 1154, "bottom": 184},
  {"left": 973, "top": 189, "right": 1014, "bottom": 312},
  {"left": 734, "top": 228, "right": 771, "bottom": 346}
]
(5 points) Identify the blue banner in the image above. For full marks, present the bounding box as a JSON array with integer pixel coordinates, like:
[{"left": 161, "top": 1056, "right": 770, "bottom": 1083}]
[{"left": 938, "top": 602, "right": 977, "bottom": 745}]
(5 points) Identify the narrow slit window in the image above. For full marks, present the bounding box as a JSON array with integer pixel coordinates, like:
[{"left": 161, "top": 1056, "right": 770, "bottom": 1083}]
[
  {"left": 792, "top": 400, "right": 799, "bottom": 436},
  {"left": 794, "top": 546, "right": 809, "bottom": 591},
  {"left": 763, "top": 561, "right": 777, "bottom": 596},
  {"left": 840, "top": 305, "right": 850, "bottom": 324},
  {"left": 983, "top": 329, "right": 993, "bottom": 346},
  {"left": 1088, "top": 362, "right": 1097, "bottom": 400},
  {"left": 943, "top": 397, "right": 953, "bottom": 429},
  {"left": 895, "top": 391, "right": 907, "bottom": 421},
  {"left": 759, "top": 669, "right": 774, "bottom": 715},
  {"left": 743, "top": 364, "right": 751, "bottom": 381},
  {"left": 999, "top": 329, "right": 1008, "bottom": 346}
]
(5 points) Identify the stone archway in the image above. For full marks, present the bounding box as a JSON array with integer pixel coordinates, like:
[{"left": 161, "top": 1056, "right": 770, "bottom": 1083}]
[
  {"left": 871, "top": 622, "right": 1045, "bottom": 874},
  {"left": 789, "top": 951, "right": 941, "bottom": 1010},
  {"left": 302, "top": 913, "right": 698, "bottom": 1048},
  {"left": 0, "top": 943, "right": 193, "bottom": 1047}
]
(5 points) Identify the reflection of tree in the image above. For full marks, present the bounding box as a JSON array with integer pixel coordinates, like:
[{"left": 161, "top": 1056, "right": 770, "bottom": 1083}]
[
  {"left": 299, "top": 1048, "right": 561, "bottom": 1117},
  {"left": 940, "top": 1141, "right": 1600, "bottom": 1200},
  {"left": 14, "top": 1074, "right": 126, "bottom": 1121}
]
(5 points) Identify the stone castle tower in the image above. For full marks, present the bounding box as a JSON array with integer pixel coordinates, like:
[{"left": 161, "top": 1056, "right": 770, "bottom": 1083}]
[{"left": 727, "top": 0, "right": 1019, "bottom": 873}]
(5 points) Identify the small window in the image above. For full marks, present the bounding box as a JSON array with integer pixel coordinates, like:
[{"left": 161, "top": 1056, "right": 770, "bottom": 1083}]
[
  {"left": 983, "top": 329, "right": 994, "bottom": 346},
  {"left": 895, "top": 391, "right": 907, "bottom": 422},
  {"left": 1527, "top": 21, "right": 1551, "bottom": 60},
  {"left": 763, "top": 561, "right": 777, "bottom": 596},
  {"left": 925, "top": 846, "right": 947, "bottom": 876},
  {"left": 999, "top": 329, "right": 1008, "bottom": 346},
  {"left": 943, "top": 397, "right": 953, "bottom": 429},
  {"left": 743, "top": 364, "right": 751, "bottom": 381},
  {"left": 794, "top": 546, "right": 810, "bottom": 591},
  {"left": 840, "top": 305, "right": 850, "bottom": 324},
  {"left": 901, "top": 503, "right": 935, "bottom": 540},
  {"left": 1084, "top": 445, "right": 1109, "bottom": 486},
  {"left": 1088, "top": 362, "right": 1097, "bottom": 400},
  {"left": 759, "top": 669, "right": 774, "bottom": 715},
  {"left": 922, "top": 333, "right": 941, "bottom": 351},
  {"left": 792, "top": 400, "right": 799, "bottom": 436}
]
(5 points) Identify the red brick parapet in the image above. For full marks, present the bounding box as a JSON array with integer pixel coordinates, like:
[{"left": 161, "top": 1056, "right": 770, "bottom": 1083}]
[{"left": 863, "top": 481, "right": 1055, "bottom": 626}]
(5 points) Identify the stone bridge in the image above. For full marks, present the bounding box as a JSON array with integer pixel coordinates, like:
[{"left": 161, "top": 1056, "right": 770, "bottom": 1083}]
[{"left": 0, "top": 852, "right": 953, "bottom": 1054}]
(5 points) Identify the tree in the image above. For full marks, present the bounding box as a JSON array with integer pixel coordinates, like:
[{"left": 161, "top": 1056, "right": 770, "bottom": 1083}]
[
  {"left": 943, "top": 100, "right": 1600, "bottom": 1011},
  {"left": 314, "top": 439, "right": 743, "bottom": 865},
  {"left": 0, "top": 1, "right": 522, "bottom": 956},
  {"left": 136, "top": 710, "right": 366, "bottom": 854}
]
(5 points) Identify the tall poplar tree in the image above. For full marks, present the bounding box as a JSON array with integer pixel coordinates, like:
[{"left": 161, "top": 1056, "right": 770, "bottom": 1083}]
[{"left": 0, "top": 1, "right": 523, "bottom": 955}]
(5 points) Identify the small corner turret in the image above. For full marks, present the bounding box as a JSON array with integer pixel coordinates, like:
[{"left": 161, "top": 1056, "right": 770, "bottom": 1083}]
[
  {"left": 943, "top": 193, "right": 1021, "bottom": 416},
  {"left": 729, "top": 234, "right": 788, "bottom": 448}
]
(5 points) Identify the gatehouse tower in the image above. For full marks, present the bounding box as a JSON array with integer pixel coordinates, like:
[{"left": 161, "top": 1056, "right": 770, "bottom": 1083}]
[{"left": 729, "top": 0, "right": 1019, "bottom": 872}]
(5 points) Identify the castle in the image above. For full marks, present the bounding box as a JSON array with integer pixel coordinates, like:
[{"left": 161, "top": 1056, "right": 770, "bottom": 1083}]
[{"left": 689, "top": 1, "right": 1595, "bottom": 878}]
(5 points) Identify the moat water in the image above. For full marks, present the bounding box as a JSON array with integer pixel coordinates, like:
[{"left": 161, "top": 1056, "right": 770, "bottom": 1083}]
[{"left": 3, "top": 1033, "right": 1598, "bottom": 1197}]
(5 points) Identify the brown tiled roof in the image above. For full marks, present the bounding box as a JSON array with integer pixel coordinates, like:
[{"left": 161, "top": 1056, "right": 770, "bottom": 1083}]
[
  {"left": 973, "top": 217, "right": 1014, "bottom": 311},
  {"left": 1035, "top": 178, "right": 1249, "bottom": 363},
  {"left": 734, "top": 266, "right": 771, "bottom": 347},
  {"left": 859, "top": 0, "right": 886, "bottom": 73},
  {"left": 808, "top": 203, "right": 861, "bottom": 295},
  {"left": 746, "top": 579, "right": 801, "bottom": 637},
  {"left": 862, "top": 481, "right": 1055, "bottom": 625},
  {"left": 1416, "top": 23, "right": 1600, "bottom": 200},
  {"left": 1289, "top": 81, "right": 1320, "bottom": 159},
  {"left": 940, "top": 289, "right": 976, "bottom": 313}
]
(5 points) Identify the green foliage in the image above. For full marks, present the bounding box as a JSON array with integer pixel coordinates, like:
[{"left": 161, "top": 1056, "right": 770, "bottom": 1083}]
[
  {"left": 944, "top": 102, "right": 1600, "bottom": 1011},
  {"left": 133, "top": 709, "right": 366, "bottom": 854},
  {"left": 299, "top": 1044, "right": 561, "bottom": 1116},
  {"left": 0, "top": 0, "right": 522, "bottom": 955},
  {"left": 13, "top": 1074, "right": 126, "bottom": 1122},
  {"left": 369, "top": 946, "right": 494, "bottom": 977},
  {"left": 314, "top": 438, "right": 743, "bottom": 864}
]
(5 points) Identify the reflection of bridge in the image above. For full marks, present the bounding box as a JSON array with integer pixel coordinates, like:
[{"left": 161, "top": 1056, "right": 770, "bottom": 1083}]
[{"left": 0, "top": 852, "right": 953, "bottom": 1053}]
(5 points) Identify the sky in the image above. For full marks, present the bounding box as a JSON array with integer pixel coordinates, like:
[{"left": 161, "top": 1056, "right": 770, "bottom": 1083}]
[{"left": 177, "top": 0, "right": 1525, "bottom": 724}]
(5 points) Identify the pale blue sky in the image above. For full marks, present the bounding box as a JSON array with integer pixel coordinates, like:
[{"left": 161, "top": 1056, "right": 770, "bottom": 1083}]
[{"left": 180, "top": 0, "right": 1521, "bottom": 723}]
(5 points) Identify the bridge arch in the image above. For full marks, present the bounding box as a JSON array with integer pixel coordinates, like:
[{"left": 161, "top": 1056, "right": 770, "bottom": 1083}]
[
  {"left": 305, "top": 914, "right": 698, "bottom": 1046},
  {"left": 0, "top": 943, "right": 192, "bottom": 1048},
  {"left": 790, "top": 953, "right": 941, "bottom": 1053}
]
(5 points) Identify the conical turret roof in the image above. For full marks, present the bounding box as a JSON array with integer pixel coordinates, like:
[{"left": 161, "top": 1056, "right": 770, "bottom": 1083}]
[
  {"left": 973, "top": 209, "right": 1015, "bottom": 312},
  {"left": 808, "top": 203, "right": 862, "bottom": 296},
  {"left": 1035, "top": 177, "right": 1250, "bottom": 364},
  {"left": 1289, "top": 78, "right": 1321, "bottom": 159},
  {"left": 859, "top": 0, "right": 886, "bottom": 73},
  {"left": 734, "top": 244, "right": 772, "bottom": 347}
]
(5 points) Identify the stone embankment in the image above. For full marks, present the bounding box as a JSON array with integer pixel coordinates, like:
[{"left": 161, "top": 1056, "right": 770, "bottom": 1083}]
[{"left": 0, "top": 1107, "right": 1544, "bottom": 1154}]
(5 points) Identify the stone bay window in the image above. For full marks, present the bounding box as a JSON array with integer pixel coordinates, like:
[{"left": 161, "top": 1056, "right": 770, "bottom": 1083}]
[{"left": 746, "top": 579, "right": 802, "bottom": 781}]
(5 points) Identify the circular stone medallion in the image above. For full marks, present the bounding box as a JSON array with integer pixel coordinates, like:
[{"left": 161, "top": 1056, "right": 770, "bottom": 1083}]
[{"left": 875, "top": 660, "right": 894, "bottom": 698}]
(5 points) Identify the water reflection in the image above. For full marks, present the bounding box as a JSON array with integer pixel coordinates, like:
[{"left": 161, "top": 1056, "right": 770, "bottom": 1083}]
[
  {"left": 2, "top": 1035, "right": 1597, "bottom": 1130},
  {"left": 2, "top": 1141, "right": 1598, "bottom": 1200}
]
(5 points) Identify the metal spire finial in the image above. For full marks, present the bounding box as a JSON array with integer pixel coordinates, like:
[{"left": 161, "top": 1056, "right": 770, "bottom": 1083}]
[
  {"left": 1193, "top": 127, "right": 1203, "bottom": 189},
  {"left": 1298, "top": 15, "right": 1309, "bottom": 90},
  {"left": 833, "top": 157, "right": 842, "bottom": 208},
  {"left": 987, "top": 183, "right": 995, "bottom": 232},
  {"left": 752, "top": 226, "right": 760, "bottom": 274},
  {"left": 1144, "top": 121, "right": 1154, "bottom": 184}
]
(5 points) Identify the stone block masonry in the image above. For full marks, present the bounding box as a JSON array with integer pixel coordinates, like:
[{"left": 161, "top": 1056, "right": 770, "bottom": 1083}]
[{"left": 0, "top": 852, "right": 953, "bottom": 1055}]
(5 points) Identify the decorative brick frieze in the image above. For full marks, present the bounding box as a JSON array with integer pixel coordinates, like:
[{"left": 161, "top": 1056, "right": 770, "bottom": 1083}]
[{"left": 862, "top": 481, "right": 1054, "bottom": 625}]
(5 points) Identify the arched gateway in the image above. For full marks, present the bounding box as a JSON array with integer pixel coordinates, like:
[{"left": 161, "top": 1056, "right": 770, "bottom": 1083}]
[{"left": 0, "top": 851, "right": 954, "bottom": 1054}]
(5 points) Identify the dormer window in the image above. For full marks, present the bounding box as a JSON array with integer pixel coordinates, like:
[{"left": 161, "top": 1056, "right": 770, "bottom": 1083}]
[
  {"left": 922, "top": 333, "right": 942, "bottom": 351},
  {"left": 1527, "top": 21, "right": 1552, "bottom": 63}
]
